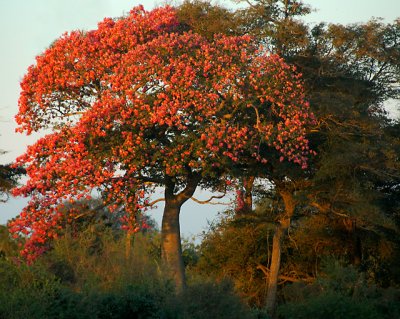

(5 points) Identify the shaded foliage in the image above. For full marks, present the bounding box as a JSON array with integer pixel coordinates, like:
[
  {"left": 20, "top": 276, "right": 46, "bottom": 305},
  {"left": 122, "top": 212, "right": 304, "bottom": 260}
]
[
  {"left": 0, "top": 225, "right": 254, "bottom": 319},
  {"left": 0, "top": 162, "right": 24, "bottom": 203},
  {"left": 278, "top": 260, "right": 400, "bottom": 319}
]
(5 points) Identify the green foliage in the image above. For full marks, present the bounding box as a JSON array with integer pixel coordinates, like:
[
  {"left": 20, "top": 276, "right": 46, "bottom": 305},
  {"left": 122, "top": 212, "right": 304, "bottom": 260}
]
[
  {"left": 0, "top": 260, "right": 61, "bottom": 319},
  {"left": 0, "top": 222, "right": 255, "bottom": 319},
  {"left": 280, "top": 292, "right": 379, "bottom": 319},
  {"left": 0, "top": 163, "right": 24, "bottom": 203},
  {"left": 170, "top": 280, "right": 253, "bottom": 319},
  {"left": 0, "top": 225, "right": 21, "bottom": 259},
  {"left": 177, "top": 0, "right": 240, "bottom": 39},
  {"left": 278, "top": 260, "right": 400, "bottom": 319},
  {"left": 181, "top": 237, "right": 200, "bottom": 269},
  {"left": 195, "top": 210, "right": 274, "bottom": 307},
  {"left": 43, "top": 225, "right": 163, "bottom": 290},
  {"left": 44, "top": 282, "right": 172, "bottom": 319}
]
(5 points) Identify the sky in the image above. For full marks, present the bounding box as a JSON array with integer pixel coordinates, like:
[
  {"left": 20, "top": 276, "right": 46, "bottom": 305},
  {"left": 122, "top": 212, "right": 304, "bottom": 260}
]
[{"left": 0, "top": 0, "right": 399, "bottom": 237}]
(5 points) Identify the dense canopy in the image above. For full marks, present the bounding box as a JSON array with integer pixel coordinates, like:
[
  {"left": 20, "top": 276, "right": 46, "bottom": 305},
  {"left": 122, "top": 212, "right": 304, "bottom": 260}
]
[{"left": 10, "top": 6, "right": 313, "bottom": 261}]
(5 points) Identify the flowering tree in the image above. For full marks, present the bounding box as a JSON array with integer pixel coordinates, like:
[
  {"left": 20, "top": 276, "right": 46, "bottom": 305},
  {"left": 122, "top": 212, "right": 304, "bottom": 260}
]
[{"left": 10, "top": 6, "right": 313, "bottom": 289}]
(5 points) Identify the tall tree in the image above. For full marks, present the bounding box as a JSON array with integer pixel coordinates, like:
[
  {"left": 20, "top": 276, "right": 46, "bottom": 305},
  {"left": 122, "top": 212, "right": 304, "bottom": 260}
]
[
  {"left": 197, "top": 0, "right": 400, "bottom": 314},
  {"left": 10, "top": 5, "right": 313, "bottom": 290}
]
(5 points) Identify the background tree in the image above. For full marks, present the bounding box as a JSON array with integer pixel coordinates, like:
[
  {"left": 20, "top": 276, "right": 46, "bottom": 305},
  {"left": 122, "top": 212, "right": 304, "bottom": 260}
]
[
  {"left": 178, "top": 0, "right": 400, "bottom": 314},
  {"left": 0, "top": 148, "right": 25, "bottom": 203},
  {"left": 177, "top": 0, "right": 240, "bottom": 39}
]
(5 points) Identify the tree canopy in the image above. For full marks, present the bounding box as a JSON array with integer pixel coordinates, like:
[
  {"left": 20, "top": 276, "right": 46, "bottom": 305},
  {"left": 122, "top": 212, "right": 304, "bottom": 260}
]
[{"left": 10, "top": 5, "right": 313, "bottom": 275}]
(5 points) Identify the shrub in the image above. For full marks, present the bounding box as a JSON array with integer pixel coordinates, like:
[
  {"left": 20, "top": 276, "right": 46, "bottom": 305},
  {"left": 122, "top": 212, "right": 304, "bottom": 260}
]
[
  {"left": 278, "top": 259, "right": 400, "bottom": 319},
  {"left": 165, "top": 279, "right": 254, "bottom": 319}
]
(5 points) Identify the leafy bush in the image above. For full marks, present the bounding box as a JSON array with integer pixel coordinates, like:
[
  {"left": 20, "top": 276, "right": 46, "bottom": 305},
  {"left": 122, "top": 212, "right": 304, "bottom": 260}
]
[
  {"left": 0, "top": 260, "right": 61, "bottom": 319},
  {"left": 278, "top": 259, "right": 400, "bottom": 319},
  {"left": 167, "top": 280, "right": 253, "bottom": 319},
  {"left": 195, "top": 211, "right": 273, "bottom": 307}
]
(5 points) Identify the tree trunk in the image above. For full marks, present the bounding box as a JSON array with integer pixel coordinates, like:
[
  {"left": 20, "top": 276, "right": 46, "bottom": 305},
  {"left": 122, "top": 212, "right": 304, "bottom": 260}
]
[
  {"left": 161, "top": 199, "right": 186, "bottom": 291},
  {"left": 353, "top": 234, "right": 362, "bottom": 266},
  {"left": 344, "top": 218, "right": 362, "bottom": 266},
  {"left": 243, "top": 175, "right": 255, "bottom": 214},
  {"left": 160, "top": 174, "right": 200, "bottom": 292},
  {"left": 125, "top": 231, "right": 132, "bottom": 260},
  {"left": 266, "top": 189, "right": 295, "bottom": 316},
  {"left": 237, "top": 175, "right": 255, "bottom": 215}
]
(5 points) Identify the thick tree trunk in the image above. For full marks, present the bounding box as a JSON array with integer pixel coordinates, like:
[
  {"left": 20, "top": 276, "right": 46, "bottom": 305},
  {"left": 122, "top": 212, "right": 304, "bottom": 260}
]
[
  {"left": 160, "top": 174, "right": 200, "bottom": 292},
  {"left": 161, "top": 200, "right": 186, "bottom": 291},
  {"left": 266, "top": 189, "right": 295, "bottom": 316}
]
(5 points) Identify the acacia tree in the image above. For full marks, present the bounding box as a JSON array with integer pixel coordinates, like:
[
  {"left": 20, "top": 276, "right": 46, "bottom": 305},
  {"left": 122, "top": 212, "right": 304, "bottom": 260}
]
[
  {"left": 9, "top": 6, "right": 313, "bottom": 290},
  {"left": 235, "top": 0, "right": 400, "bottom": 313},
  {"left": 179, "top": 0, "right": 400, "bottom": 313}
]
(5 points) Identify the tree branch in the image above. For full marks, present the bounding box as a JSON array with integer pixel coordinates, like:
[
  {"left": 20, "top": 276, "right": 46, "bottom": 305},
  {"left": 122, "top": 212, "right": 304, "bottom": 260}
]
[
  {"left": 176, "top": 173, "right": 202, "bottom": 204},
  {"left": 64, "top": 111, "right": 85, "bottom": 117},
  {"left": 190, "top": 196, "right": 231, "bottom": 205},
  {"left": 309, "top": 201, "right": 350, "bottom": 218},
  {"left": 256, "top": 264, "right": 314, "bottom": 283},
  {"left": 190, "top": 191, "right": 226, "bottom": 204},
  {"left": 137, "top": 174, "right": 165, "bottom": 184},
  {"left": 146, "top": 197, "right": 165, "bottom": 207}
]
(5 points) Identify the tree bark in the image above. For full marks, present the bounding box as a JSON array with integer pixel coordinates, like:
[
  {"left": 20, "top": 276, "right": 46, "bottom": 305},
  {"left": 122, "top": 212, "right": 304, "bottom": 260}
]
[
  {"left": 161, "top": 199, "right": 186, "bottom": 291},
  {"left": 125, "top": 231, "right": 132, "bottom": 260},
  {"left": 243, "top": 175, "right": 255, "bottom": 214},
  {"left": 344, "top": 218, "right": 362, "bottom": 266},
  {"left": 266, "top": 189, "right": 296, "bottom": 316},
  {"left": 160, "top": 174, "right": 200, "bottom": 292},
  {"left": 237, "top": 175, "right": 255, "bottom": 215}
]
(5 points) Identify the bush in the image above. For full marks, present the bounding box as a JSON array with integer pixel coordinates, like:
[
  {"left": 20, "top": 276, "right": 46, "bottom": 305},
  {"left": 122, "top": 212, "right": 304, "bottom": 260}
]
[
  {"left": 167, "top": 280, "right": 253, "bottom": 319},
  {"left": 0, "top": 259, "right": 61, "bottom": 319},
  {"left": 278, "top": 259, "right": 400, "bottom": 319},
  {"left": 279, "top": 292, "right": 379, "bottom": 319}
]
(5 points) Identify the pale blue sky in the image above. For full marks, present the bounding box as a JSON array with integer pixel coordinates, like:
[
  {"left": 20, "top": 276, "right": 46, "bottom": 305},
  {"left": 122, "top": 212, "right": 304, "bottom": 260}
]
[{"left": 0, "top": 0, "right": 399, "bottom": 236}]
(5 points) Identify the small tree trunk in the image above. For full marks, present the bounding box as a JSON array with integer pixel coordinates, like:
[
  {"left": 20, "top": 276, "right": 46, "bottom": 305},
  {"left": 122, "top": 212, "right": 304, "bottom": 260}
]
[
  {"left": 125, "top": 231, "right": 132, "bottom": 260},
  {"left": 161, "top": 199, "right": 186, "bottom": 292},
  {"left": 237, "top": 175, "right": 255, "bottom": 215},
  {"left": 243, "top": 175, "right": 255, "bottom": 213},
  {"left": 344, "top": 219, "right": 362, "bottom": 266},
  {"left": 353, "top": 234, "right": 362, "bottom": 266},
  {"left": 266, "top": 189, "right": 295, "bottom": 316}
]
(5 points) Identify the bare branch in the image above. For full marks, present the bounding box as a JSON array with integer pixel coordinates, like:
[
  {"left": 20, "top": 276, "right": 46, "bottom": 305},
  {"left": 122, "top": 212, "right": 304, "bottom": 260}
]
[
  {"left": 256, "top": 263, "right": 270, "bottom": 277},
  {"left": 309, "top": 201, "right": 350, "bottom": 218},
  {"left": 191, "top": 197, "right": 232, "bottom": 205},
  {"left": 190, "top": 192, "right": 229, "bottom": 205},
  {"left": 252, "top": 105, "right": 261, "bottom": 131},
  {"left": 256, "top": 264, "right": 314, "bottom": 283},
  {"left": 146, "top": 197, "right": 165, "bottom": 207},
  {"left": 64, "top": 111, "right": 85, "bottom": 117}
]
